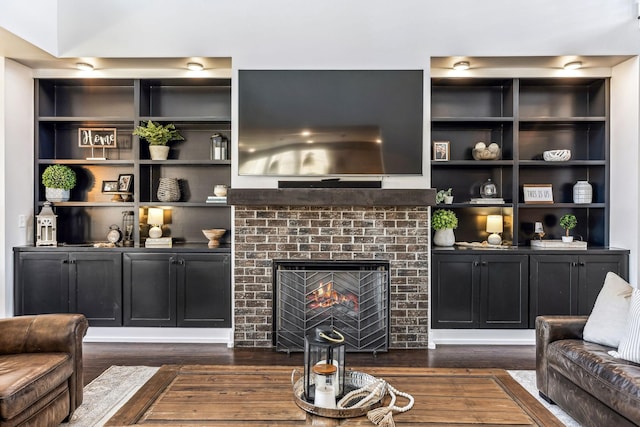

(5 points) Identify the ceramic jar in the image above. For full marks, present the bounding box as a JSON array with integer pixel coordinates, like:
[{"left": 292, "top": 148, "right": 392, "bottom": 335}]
[
  {"left": 573, "top": 181, "right": 592, "bottom": 204},
  {"left": 433, "top": 228, "right": 455, "bottom": 247}
]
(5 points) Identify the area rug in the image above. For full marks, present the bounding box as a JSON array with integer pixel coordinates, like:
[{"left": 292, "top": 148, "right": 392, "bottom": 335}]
[{"left": 62, "top": 366, "right": 580, "bottom": 426}]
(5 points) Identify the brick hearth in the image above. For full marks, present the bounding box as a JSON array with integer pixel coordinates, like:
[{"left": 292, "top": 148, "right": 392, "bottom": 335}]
[{"left": 233, "top": 205, "right": 429, "bottom": 349}]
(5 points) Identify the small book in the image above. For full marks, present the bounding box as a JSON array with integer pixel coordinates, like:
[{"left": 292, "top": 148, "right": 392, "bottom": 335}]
[
  {"left": 469, "top": 198, "right": 505, "bottom": 205},
  {"left": 206, "top": 196, "right": 227, "bottom": 203},
  {"left": 145, "top": 237, "right": 172, "bottom": 248}
]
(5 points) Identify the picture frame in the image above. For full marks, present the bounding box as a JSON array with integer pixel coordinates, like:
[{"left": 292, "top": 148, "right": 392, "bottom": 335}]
[
  {"left": 78, "top": 128, "right": 117, "bottom": 148},
  {"left": 101, "top": 180, "right": 119, "bottom": 193},
  {"left": 433, "top": 141, "right": 450, "bottom": 161},
  {"left": 523, "top": 184, "right": 554, "bottom": 204},
  {"left": 118, "top": 174, "right": 133, "bottom": 193}
]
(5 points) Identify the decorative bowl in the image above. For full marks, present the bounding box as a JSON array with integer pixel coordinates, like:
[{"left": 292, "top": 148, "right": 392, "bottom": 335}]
[
  {"left": 543, "top": 149, "right": 571, "bottom": 162},
  {"left": 202, "top": 228, "right": 226, "bottom": 247},
  {"left": 472, "top": 142, "right": 501, "bottom": 160}
]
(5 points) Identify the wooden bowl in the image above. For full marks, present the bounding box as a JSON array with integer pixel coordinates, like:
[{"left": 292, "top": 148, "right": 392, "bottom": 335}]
[{"left": 202, "top": 229, "right": 225, "bottom": 247}]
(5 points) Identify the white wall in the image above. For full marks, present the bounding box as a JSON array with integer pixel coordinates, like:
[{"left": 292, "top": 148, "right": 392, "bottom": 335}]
[
  {"left": 0, "top": 0, "right": 58, "bottom": 55},
  {"left": 611, "top": 57, "right": 640, "bottom": 286},
  {"left": 1, "top": 59, "right": 33, "bottom": 316}
]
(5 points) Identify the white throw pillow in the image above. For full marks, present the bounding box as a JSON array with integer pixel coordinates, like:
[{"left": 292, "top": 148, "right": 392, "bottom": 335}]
[
  {"left": 583, "top": 272, "right": 633, "bottom": 348},
  {"left": 613, "top": 289, "right": 640, "bottom": 364}
]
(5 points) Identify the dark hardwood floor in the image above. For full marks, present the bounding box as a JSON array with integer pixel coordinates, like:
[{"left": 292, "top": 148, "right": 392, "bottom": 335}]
[{"left": 82, "top": 343, "right": 536, "bottom": 386}]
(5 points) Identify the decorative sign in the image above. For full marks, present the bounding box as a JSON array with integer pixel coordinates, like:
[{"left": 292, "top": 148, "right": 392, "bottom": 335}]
[
  {"left": 523, "top": 184, "right": 554, "bottom": 204},
  {"left": 78, "top": 128, "right": 117, "bottom": 148}
]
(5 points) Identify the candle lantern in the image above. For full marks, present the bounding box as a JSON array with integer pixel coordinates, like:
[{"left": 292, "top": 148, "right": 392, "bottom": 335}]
[
  {"left": 36, "top": 201, "right": 57, "bottom": 246},
  {"left": 303, "top": 326, "right": 346, "bottom": 404},
  {"left": 210, "top": 133, "right": 228, "bottom": 160}
]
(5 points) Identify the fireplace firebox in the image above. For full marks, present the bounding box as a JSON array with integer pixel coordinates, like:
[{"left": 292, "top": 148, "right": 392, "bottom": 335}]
[{"left": 273, "top": 260, "right": 389, "bottom": 353}]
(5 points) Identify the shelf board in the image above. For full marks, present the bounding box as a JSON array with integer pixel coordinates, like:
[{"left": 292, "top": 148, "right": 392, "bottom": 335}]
[
  {"left": 139, "top": 116, "right": 231, "bottom": 123},
  {"left": 519, "top": 116, "right": 606, "bottom": 122},
  {"left": 519, "top": 203, "right": 606, "bottom": 208},
  {"left": 40, "top": 201, "right": 136, "bottom": 207},
  {"left": 138, "top": 160, "right": 231, "bottom": 165},
  {"left": 38, "top": 159, "right": 135, "bottom": 165},
  {"left": 431, "top": 160, "right": 513, "bottom": 166},
  {"left": 518, "top": 160, "right": 606, "bottom": 166},
  {"left": 38, "top": 116, "right": 135, "bottom": 122},
  {"left": 431, "top": 116, "right": 515, "bottom": 122},
  {"left": 139, "top": 202, "right": 229, "bottom": 207},
  {"left": 436, "top": 202, "right": 514, "bottom": 208}
]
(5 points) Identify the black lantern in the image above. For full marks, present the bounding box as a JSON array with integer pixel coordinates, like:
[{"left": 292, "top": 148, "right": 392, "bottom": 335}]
[{"left": 303, "top": 326, "right": 346, "bottom": 405}]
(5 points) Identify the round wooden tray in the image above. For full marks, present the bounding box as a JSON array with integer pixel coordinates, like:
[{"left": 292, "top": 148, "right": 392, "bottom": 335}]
[{"left": 292, "top": 370, "right": 385, "bottom": 419}]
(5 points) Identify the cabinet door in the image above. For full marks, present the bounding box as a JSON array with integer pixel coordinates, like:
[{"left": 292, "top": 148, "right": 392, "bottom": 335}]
[
  {"left": 123, "top": 253, "right": 177, "bottom": 326},
  {"left": 578, "top": 254, "right": 629, "bottom": 315},
  {"left": 529, "top": 255, "right": 578, "bottom": 324},
  {"left": 432, "top": 254, "right": 479, "bottom": 328},
  {"left": 177, "top": 253, "right": 231, "bottom": 327},
  {"left": 70, "top": 252, "right": 122, "bottom": 326},
  {"left": 479, "top": 254, "right": 528, "bottom": 328},
  {"left": 14, "top": 252, "right": 69, "bottom": 315}
]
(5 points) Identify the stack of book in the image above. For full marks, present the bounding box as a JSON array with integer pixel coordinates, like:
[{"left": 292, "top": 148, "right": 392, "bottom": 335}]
[
  {"left": 206, "top": 196, "right": 227, "bottom": 204},
  {"left": 145, "top": 237, "right": 172, "bottom": 248},
  {"left": 469, "top": 198, "right": 505, "bottom": 205}
]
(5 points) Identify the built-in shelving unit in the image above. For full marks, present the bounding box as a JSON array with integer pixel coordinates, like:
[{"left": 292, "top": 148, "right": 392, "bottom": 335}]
[
  {"left": 431, "top": 77, "right": 609, "bottom": 246},
  {"left": 35, "top": 78, "right": 232, "bottom": 246}
]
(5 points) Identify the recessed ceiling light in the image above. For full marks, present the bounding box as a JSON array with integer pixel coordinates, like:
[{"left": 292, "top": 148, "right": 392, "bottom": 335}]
[
  {"left": 187, "top": 62, "right": 204, "bottom": 71},
  {"left": 453, "top": 61, "right": 470, "bottom": 71},
  {"left": 564, "top": 61, "right": 582, "bottom": 70},
  {"left": 76, "top": 62, "right": 94, "bottom": 71}
]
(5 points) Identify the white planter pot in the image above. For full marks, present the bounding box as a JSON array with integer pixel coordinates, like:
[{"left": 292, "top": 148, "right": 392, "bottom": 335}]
[
  {"left": 573, "top": 180, "right": 592, "bottom": 204},
  {"left": 433, "top": 228, "right": 455, "bottom": 247},
  {"left": 562, "top": 236, "right": 574, "bottom": 243},
  {"left": 45, "top": 187, "right": 70, "bottom": 202},
  {"left": 149, "top": 145, "right": 170, "bottom": 160},
  {"left": 444, "top": 195, "right": 454, "bottom": 204}
]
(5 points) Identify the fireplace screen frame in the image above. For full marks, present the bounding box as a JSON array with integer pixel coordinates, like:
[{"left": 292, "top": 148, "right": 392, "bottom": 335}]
[{"left": 273, "top": 259, "right": 390, "bottom": 353}]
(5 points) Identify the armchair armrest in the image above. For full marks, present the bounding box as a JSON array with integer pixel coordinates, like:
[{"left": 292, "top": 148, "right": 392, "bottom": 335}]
[
  {"left": 0, "top": 314, "right": 89, "bottom": 412},
  {"left": 535, "top": 315, "right": 588, "bottom": 397}
]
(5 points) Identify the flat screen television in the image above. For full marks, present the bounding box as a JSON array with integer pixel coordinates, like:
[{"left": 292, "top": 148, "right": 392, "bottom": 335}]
[{"left": 238, "top": 70, "right": 423, "bottom": 176}]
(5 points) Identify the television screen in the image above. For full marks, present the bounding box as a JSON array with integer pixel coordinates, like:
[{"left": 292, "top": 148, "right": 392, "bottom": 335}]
[{"left": 238, "top": 70, "right": 423, "bottom": 176}]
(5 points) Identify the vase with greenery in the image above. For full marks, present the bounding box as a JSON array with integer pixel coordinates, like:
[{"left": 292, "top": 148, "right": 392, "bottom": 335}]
[
  {"left": 432, "top": 209, "right": 458, "bottom": 246},
  {"left": 435, "top": 188, "right": 453, "bottom": 204},
  {"left": 42, "top": 164, "right": 76, "bottom": 202},
  {"left": 560, "top": 214, "right": 577, "bottom": 242},
  {"left": 133, "top": 120, "right": 185, "bottom": 160}
]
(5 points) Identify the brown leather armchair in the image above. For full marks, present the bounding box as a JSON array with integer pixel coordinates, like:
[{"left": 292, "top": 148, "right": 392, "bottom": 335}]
[{"left": 0, "top": 314, "right": 88, "bottom": 427}]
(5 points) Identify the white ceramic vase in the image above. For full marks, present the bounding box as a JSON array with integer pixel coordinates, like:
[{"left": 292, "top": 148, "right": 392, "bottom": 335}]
[
  {"left": 45, "top": 187, "right": 70, "bottom": 202},
  {"left": 433, "top": 228, "right": 455, "bottom": 247},
  {"left": 562, "top": 236, "right": 574, "bottom": 243},
  {"left": 149, "top": 145, "right": 170, "bottom": 160},
  {"left": 573, "top": 181, "right": 592, "bottom": 204}
]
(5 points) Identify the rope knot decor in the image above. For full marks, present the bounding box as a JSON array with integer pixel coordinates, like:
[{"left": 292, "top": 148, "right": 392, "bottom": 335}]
[{"left": 337, "top": 378, "right": 414, "bottom": 426}]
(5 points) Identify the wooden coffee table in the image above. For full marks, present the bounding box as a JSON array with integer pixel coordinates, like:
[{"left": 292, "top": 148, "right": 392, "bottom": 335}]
[{"left": 106, "top": 365, "right": 562, "bottom": 426}]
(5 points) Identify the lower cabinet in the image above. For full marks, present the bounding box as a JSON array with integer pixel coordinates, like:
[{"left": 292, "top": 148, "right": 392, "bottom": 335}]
[
  {"left": 123, "top": 252, "right": 231, "bottom": 327},
  {"left": 14, "top": 251, "right": 122, "bottom": 326},
  {"left": 432, "top": 249, "right": 629, "bottom": 329},
  {"left": 529, "top": 254, "right": 629, "bottom": 325},
  {"left": 432, "top": 253, "right": 528, "bottom": 329}
]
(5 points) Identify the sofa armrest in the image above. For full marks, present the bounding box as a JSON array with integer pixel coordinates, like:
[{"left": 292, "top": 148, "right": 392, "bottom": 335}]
[
  {"left": 0, "top": 314, "right": 89, "bottom": 412},
  {"left": 535, "top": 315, "right": 588, "bottom": 398}
]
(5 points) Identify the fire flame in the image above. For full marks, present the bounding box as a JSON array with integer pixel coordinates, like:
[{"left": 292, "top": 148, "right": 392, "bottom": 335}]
[{"left": 308, "top": 281, "right": 359, "bottom": 311}]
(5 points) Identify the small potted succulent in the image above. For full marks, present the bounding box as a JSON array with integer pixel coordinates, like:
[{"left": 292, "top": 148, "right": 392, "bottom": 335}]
[
  {"left": 435, "top": 188, "right": 453, "bottom": 204},
  {"left": 42, "top": 164, "right": 76, "bottom": 202},
  {"left": 559, "top": 214, "right": 577, "bottom": 242},
  {"left": 133, "top": 120, "right": 185, "bottom": 160},
  {"left": 432, "top": 209, "right": 458, "bottom": 247}
]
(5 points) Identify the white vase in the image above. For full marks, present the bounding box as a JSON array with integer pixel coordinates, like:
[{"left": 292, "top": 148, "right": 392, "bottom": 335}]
[
  {"left": 444, "top": 195, "right": 454, "bottom": 204},
  {"left": 149, "top": 145, "right": 170, "bottom": 160},
  {"left": 433, "top": 228, "right": 455, "bottom": 247},
  {"left": 562, "top": 236, "right": 574, "bottom": 243},
  {"left": 573, "top": 181, "right": 592, "bottom": 204},
  {"left": 45, "top": 187, "right": 70, "bottom": 202}
]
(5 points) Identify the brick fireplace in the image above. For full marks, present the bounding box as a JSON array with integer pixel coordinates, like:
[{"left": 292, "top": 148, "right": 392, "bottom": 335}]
[{"left": 229, "top": 188, "right": 434, "bottom": 349}]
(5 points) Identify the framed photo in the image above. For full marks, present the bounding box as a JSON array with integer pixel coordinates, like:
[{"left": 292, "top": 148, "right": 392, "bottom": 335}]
[
  {"left": 523, "top": 184, "right": 554, "bottom": 204},
  {"left": 118, "top": 174, "right": 133, "bottom": 193},
  {"left": 78, "top": 128, "right": 117, "bottom": 148},
  {"left": 433, "top": 141, "right": 450, "bottom": 161},
  {"left": 101, "top": 180, "right": 119, "bottom": 192}
]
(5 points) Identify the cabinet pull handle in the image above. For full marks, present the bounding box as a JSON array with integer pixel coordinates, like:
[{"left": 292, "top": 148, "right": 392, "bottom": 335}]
[
  {"left": 579, "top": 261, "right": 585, "bottom": 266},
  {"left": 473, "top": 261, "right": 480, "bottom": 267},
  {"left": 481, "top": 261, "right": 487, "bottom": 266}
]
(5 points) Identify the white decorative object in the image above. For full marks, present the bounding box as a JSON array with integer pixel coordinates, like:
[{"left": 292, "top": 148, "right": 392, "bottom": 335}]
[
  {"left": 36, "top": 201, "right": 57, "bottom": 246},
  {"left": 543, "top": 149, "right": 571, "bottom": 162},
  {"left": 214, "top": 185, "right": 228, "bottom": 197},
  {"left": 561, "top": 236, "right": 574, "bottom": 243},
  {"left": 444, "top": 195, "right": 453, "bottom": 204},
  {"left": 147, "top": 208, "right": 164, "bottom": 238},
  {"left": 472, "top": 142, "right": 501, "bottom": 160},
  {"left": 611, "top": 289, "right": 640, "bottom": 364},
  {"left": 45, "top": 187, "right": 70, "bottom": 202},
  {"left": 149, "top": 145, "right": 170, "bottom": 160},
  {"left": 433, "top": 228, "right": 455, "bottom": 247},
  {"left": 486, "top": 215, "right": 503, "bottom": 245},
  {"left": 573, "top": 180, "right": 593, "bottom": 204},
  {"left": 202, "top": 228, "right": 225, "bottom": 247}
]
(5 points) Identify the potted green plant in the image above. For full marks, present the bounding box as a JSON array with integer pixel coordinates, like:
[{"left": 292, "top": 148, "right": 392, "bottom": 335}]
[
  {"left": 432, "top": 209, "right": 458, "bottom": 247},
  {"left": 559, "top": 214, "right": 577, "bottom": 242},
  {"left": 133, "top": 120, "right": 185, "bottom": 160},
  {"left": 435, "top": 188, "right": 453, "bottom": 204},
  {"left": 42, "top": 164, "right": 76, "bottom": 202}
]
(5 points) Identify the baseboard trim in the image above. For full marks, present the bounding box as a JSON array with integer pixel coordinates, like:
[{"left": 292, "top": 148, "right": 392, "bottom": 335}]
[
  {"left": 430, "top": 329, "right": 536, "bottom": 346},
  {"left": 85, "top": 327, "right": 234, "bottom": 347}
]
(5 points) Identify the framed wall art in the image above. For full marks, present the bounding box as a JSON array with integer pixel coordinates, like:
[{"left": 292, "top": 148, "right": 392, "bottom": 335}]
[
  {"left": 523, "top": 184, "right": 554, "bottom": 204},
  {"left": 433, "top": 141, "right": 450, "bottom": 161}
]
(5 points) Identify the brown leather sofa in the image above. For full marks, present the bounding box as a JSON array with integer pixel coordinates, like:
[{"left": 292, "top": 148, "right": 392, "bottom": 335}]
[
  {"left": 536, "top": 315, "right": 640, "bottom": 427},
  {"left": 0, "top": 314, "right": 88, "bottom": 427}
]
